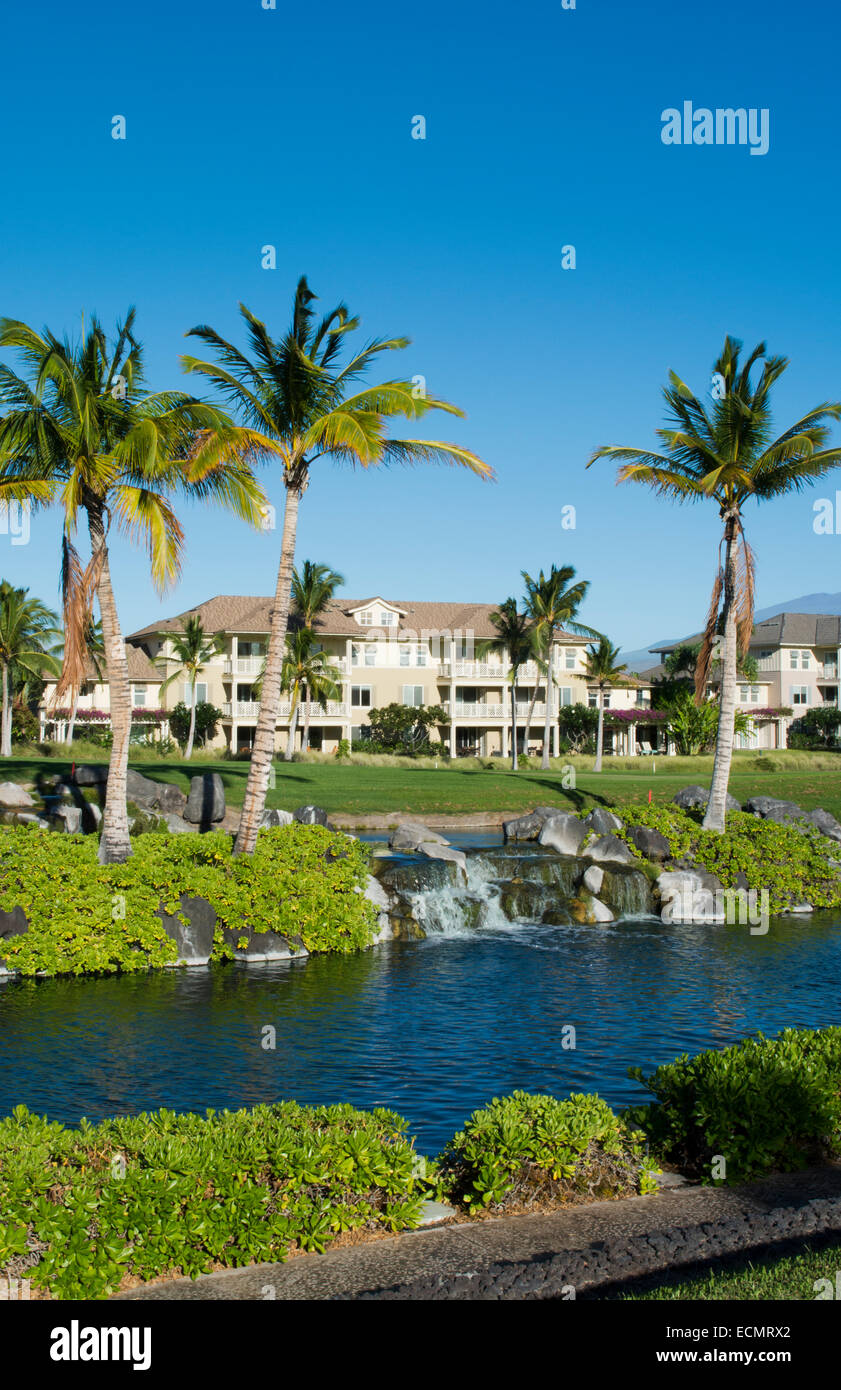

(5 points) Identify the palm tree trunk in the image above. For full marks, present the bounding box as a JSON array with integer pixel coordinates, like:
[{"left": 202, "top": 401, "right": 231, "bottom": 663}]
[
  {"left": 67, "top": 687, "right": 80, "bottom": 746},
  {"left": 523, "top": 678, "right": 540, "bottom": 757},
  {"left": 510, "top": 677, "right": 518, "bottom": 772},
  {"left": 594, "top": 689, "right": 605, "bottom": 772},
  {"left": 235, "top": 484, "right": 300, "bottom": 854},
  {"left": 703, "top": 514, "right": 739, "bottom": 832},
  {"left": 541, "top": 660, "right": 554, "bottom": 769},
  {"left": 301, "top": 680, "right": 311, "bottom": 753},
  {"left": 285, "top": 687, "right": 301, "bottom": 760},
  {"left": 0, "top": 662, "right": 9, "bottom": 758},
  {"left": 185, "top": 677, "right": 197, "bottom": 760},
  {"left": 88, "top": 507, "right": 133, "bottom": 864}
]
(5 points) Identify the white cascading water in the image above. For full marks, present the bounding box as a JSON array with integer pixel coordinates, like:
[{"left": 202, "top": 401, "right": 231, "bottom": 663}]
[{"left": 406, "top": 855, "right": 520, "bottom": 937}]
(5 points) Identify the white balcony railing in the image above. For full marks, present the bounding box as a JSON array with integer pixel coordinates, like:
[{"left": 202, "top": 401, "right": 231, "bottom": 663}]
[
  {"left": 224, "top": 656, "right": 349, "bottom": 677},
  {"left": 440, "top": 660, "right": 545, "bottom": 680},
  {"left": 445, "top": 701, "right": 551, "bottom": 720},
  {"left": 222, "top": 700, "right": 348, "bottom": 720}
]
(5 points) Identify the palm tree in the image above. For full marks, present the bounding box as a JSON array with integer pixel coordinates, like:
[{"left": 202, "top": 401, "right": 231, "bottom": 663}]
[
  {"left": 589, "top": 336, "right": 841, "bottom": 830},
  {"left": 182, "top": 278, "right": 493, "bottom": 855},
  {"left": 278, "top": 630, "right": 342, "bottom": 760},
  {"left": 583, "top": 637, "right": 627, "bottom": 772},
  {"left": 66, "top": 616, "right": 105, "bottom": 745},
  {"left": 487, "top": 599, "right": 535, "bottom": 770},
  {"left": 0, "top": 582, "right": 61, "bottom": 755},
  {"left": 521, "top": 651, "right": 549, "bottom": 755},
  {"left": 291, "top": 560, "right": 345, "bottom": 752},
  {"left": 154, "top": 616, "right": 224, "bottom": 759},
  {"left": 0, "top": 310, "right": 266, "bottom": 860},
  {"left": 523, "top": 565, "right": 602, "bottom": 769}
]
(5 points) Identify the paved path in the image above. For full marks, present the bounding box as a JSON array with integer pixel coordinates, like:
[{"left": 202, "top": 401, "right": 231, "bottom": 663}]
[{"left": 117, "top": 1165, "right": 841, "bottom": 1301}]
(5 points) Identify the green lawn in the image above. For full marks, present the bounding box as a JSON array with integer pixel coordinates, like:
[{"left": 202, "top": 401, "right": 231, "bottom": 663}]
[
  {"left": 4, "top": 750, "right": 841, "bottom": 821},
  {"left": 618, "top": 1239, "right": 841, "bottom": 1301}
]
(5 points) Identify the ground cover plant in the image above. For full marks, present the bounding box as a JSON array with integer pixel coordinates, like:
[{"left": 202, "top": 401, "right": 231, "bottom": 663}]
[
  {"left": 0, "top": 823, "right": 375, "bottom": 977},
  {"left": 437, "top": 1090, "right": 659, "bottom": 1211},
  {"left": 0, "top": 1101, "right": 426, "bottom": 1299},
  {"left": 626, "top": 1027, "right": 841, "bottom": 1185},
  {"left": 619, "top": 803, "right": 841, "bottom": 913}
]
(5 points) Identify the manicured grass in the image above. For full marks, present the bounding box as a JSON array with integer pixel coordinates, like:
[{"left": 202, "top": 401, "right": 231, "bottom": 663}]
[
  {"left": 4, "top": 751, "right": 841, "bottom": 820},
  {"left": 619, "top": 1239, "right": 841, "bottom": 1300}
]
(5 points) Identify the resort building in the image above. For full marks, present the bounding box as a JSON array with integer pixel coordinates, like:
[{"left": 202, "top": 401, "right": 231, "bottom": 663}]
[{"left": 38, "top": 598, "right": 839, "bottom": 756}]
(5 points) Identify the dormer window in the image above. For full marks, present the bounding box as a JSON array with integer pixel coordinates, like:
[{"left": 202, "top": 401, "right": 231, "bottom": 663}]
[
  {"left": 358, "top": 611, "right": 374, "bottom": 626},
  {"left": 380, "top": 610, "right": 396, "bottom": 627}
]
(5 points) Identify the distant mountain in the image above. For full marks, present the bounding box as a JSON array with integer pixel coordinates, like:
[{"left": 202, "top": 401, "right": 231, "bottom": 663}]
[{"left": 621, "top": 594, "right": 841, "bottom": 674}]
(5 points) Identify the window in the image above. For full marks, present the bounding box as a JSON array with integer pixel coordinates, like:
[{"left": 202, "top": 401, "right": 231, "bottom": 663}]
[
  {"left": 790, "top": 650, "right": 799, "bottom": 669},
  {"left": 802, "top": 650, "right": 811, "bottom": 669},
  {"left": 791, "top": 686, "right": 809, "bottom": 706},
  {"left": 603, "top": 692, "right": 611, "bottom": 709},
  {"left": 559, "top": 686, "right": 572, "bottom": 707},
  {"left": 416, "top": 645, "right": 426, "bottom": 667},
  {"left": 588, "top": 691, "right": 598, "bottom": 709},
  {"left": 565, "top": 648, "right": 576, "bottom": 670},
  {"left": 403, "top": 685, "right": 424, "bottom": 707},
  {"left": 133, "top": 685, "right": 147, "bottom": 708},
  {"left": 739, "top": 685, "right": 749, "bottom": 702},
  {"left": 759, "top": 648, "right": 772, "bottom": 660},
  {"left": 790, "top": 649, "right": 811, "bottom": 670},
  {"left": 380, "top": 610, "right": 396, "bottom": 627},
  {"left": 183, "top": 682, "right": 207, "bottom": 706},
  {"left": 751, "top": 685, "right": 760, "bottom": 702},
  {"left": 239, "top": 640, "right": 265, "bottom": 657},
  {"left": 351, "top": 686, "right": 373, "bottom": 708},
  {"left": 357, "top": 610, "right": 374, "bottom": 626},
  {"left": 399, "top": 644, "right": 410, "bottom": 667},
  {"left": 364, "top": 644, "right": 376, "bottom": 667},
  {"left": 351, "top": 644, "right": 360, "bottom": 667}
]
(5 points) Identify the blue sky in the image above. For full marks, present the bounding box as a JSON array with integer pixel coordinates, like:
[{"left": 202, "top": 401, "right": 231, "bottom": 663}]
[{"left": 1, "top": 0, "right": 839, "bottom": 649}]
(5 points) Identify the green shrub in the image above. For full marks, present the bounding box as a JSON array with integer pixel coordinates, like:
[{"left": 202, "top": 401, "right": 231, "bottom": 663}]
[
  {"left": 0, "top": 823, "right": 376, "bottom": 977},
  {"left": 618, "top": 804, "right": 841, "bottom": 913},
  {"left": 0, "top": 1101, "right": 426, "bottom": 1299},
  {"left": 437, "top": 1090, "right": 658, "bottom": 1211},
  {"left": 627, "top": 1027, "right": 841, "bottom": 1185}
]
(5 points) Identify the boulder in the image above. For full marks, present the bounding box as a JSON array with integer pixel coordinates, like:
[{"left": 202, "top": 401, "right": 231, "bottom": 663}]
[
  {"left": 157, "top": 894, "right": 216, "bottom": 965},
  {"left": 803, "top": 808, "right": 841, "bottom": 843},
  {"left": 673, "top": 785, "right": 740, "bottom": 813},
  {"left": 657, "top": 870, "right": 725, "bottom": 923},
  {"left": 52, "top": 806, "right": 83, "bottom": 834},
  {"left": 625, "top": 824, "right": 671, "bottom": 862},
  {"left": 13, "top": 812, "right": 47, "bottom": 829},
  {"left": 184, "top": 773, "right": 226, "bottom": 825},
  {"left": 570, "top": 893, "right": 615, "bottom": 924},
  {"left": 583, "top": 834, "right": 636, "bottom": 867},
  {"left": 419, "top": 842, "right": 467, "bottom": 878},
  {"left": 743, "top": 795, "right": 804, "bottom": 823},
  {"left": 364, "top": 875, "right": 394, "bottom": 945},
  {"left": 538, "top": 812, "right": 588, "bottom": 857},
  {"left": 503, "top": 807, "right": 563, "bottom": 842},
  {"left": 390, "top": 821, "right": 448, "bottom": 851},
  {"left": 124, "top": 770, "right": 187, "bottom": 815},
  {"left": 582, "top": 864, "right": 604, "bottom": 894},
  {"left": 785, "top": 902, "right": 814, "bottom": 915},
  {"left": 584, "top": 807, "right": 623, "bottom": 835},
  {"left": 294, "top": 804, "right": 330, "bottom": 826},
  {"left": 259, "top": 808, "right": 294, "bottom": 831},
  {"left": 0, "top": 905, "right": 28, "bottom": 940},
  {"left": 223, "top": 926, "right": 308, "bottom": 962},
  {"left": 73, "top": 764, "right": 109, "bottom": 787},
  {"left": 0, "top": 782, "right": 34, "bottom": 809}
]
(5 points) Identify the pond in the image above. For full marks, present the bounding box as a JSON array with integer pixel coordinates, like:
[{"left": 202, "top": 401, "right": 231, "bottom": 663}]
[{"left": 3, "top": 831, "right": 841, "bottom": 1153}]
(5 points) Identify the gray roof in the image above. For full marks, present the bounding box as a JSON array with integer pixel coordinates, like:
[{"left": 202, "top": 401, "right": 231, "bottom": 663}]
[{"left": 654, "top": 612, "right": 841, "bottom": 656}]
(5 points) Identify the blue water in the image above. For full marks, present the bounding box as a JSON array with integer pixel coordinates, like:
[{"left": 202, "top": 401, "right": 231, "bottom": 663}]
[{"left": 2, "top": 908, "right": 841, "bottom": 1153}]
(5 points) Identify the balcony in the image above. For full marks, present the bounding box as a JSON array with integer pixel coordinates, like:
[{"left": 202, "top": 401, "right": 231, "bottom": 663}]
[
  {"left": 224, "top": 656, "right": 349, "bottom": 677},
  {"left": 445, "top": 701, "right": 550, "bottom": 720},
  {"left": 440, "top": 660, "right": 548, "bottom": 680},
  {"left": 222, "top": 701, "right": 349, "bottom": 720}
]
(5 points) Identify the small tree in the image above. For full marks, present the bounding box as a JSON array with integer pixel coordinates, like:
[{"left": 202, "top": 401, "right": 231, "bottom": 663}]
[
  {"left": 486, "top": 598, "right": 535, "bottom": 770},
  {"left": 366, "top": 702, "right": 447, "bottom": 753},
  {"left": 155, "top": 617, "right": 224, "bottom": 760},
  {"left": 583, "top": 637, "right": 627, "bottom": 772},
  {"left": 169, "top": 700, "right": 222, "bottom": 751},
  {"left": 558, "top": 702, "right": 599, "bottom": 754}
]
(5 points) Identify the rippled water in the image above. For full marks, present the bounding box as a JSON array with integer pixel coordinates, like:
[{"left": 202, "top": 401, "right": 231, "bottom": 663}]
[{"left": 3, "top": 907, "right": 841, "bottom": 1153}]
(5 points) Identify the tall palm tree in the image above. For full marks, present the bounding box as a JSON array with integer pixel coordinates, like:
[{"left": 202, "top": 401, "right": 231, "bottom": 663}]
[
  {"left": 278, "top": 630, "right": 343, "bottom": 761},
  {"left": 291, "top": 560, "right": 345, "bottom": 752},
  {"left": 521, "top": 651, "right": 549, "bottom": 755},
  {"left": 0, "top": 310, "right": 266, "bottom": 860},
  {"left": 487, "top": 599, "right": 535, "bottom": 770},
  {"left": 65, "top": 616, "right": 105, "bottom": 745},
  {"left": 589, "top": 336, "right": 841, "bottom": 830},
  {"left": 182, "top": 278, "right": 493, "bottom": 855},
  {"left": 154, "top": 616, "right": 224, "bottom": 759},
  {"left": 583, "top": 637, "right": 627, "bottom": 772},
  {"left": 0, "top": 582, "right": 60, "bottom": 755},
  {"left": 523, "top": 565, "right": 601, "bottom": 769}
]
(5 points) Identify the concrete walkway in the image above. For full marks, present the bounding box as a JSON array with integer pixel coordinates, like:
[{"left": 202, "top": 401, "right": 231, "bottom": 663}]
[{"left": 117, "top": 1165, "right": 841, "bottom": 1301}]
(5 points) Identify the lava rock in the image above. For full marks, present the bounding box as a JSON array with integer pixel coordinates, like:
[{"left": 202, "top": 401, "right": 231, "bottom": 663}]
[
  {"left": 538, "top": 812, "right": 588, "bottom": 857},
  {"left": 583, "top": 834, "right": 636, "bottom": 867},
  {"left": 184, "top": 773, "right": 226, "bottom": 825},
  {"left": 73, "top": 764, "right": 109, "bottom": 787},
  {"left": 157, "top": 894, "right": 216, "bottom": 965},
  {"left": 293, "top": 804, "right": 330, "bottom": 826},
  {"left": 802, "top": 807, "right": 841, "bottom": 842},
  {"left": 222, "top": 926, "right": 308, "bottom": 961},
  {"left": 52, "top": 806, "right": 83, "bottom": 834},
  {"left": 625, "top": 824, "right": 670, "bottom": 862},
  {"left": 389, "top": 821, "right": 448, "bottom": 851},
  {"left": 673, "top": 785, "right": 740, "bottom": 813},
  {"left": 583, "top": 864, "right": 604, "bottom": 894},
  {"left": 0, "top": 782, "right": 34, "bottom": 809},
  {"left": 584, "top": 807, "right": 623, "bottom": 835},
  {"left": 259, "top": 808, "right": 294, "bottom": 831},
  {"left": 744, "top": 795, "right": 804, "bottom": 823},
  {"left": 502, "top": 807, "right": 563, "bottom": 842},
  {"left": 0, "top": 905, "right": 28, "bottom": 940}
]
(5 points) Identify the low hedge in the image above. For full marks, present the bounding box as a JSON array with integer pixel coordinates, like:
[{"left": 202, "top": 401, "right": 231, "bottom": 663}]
[
  {"left": 626, "top": 1026, "right": 841, "bottom": 1185},
  {"left": 0, "top": 823, "right": 376, "bottom": 977},
  {"left": 619, "top": 804, "right": 841, "bottom": 913},
  {"left": 437, "top": 1090, "right": 659, "bottom": 1211},
  {"left": 0, "top": 1102, "right": 426, "bottom": 1299}
]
